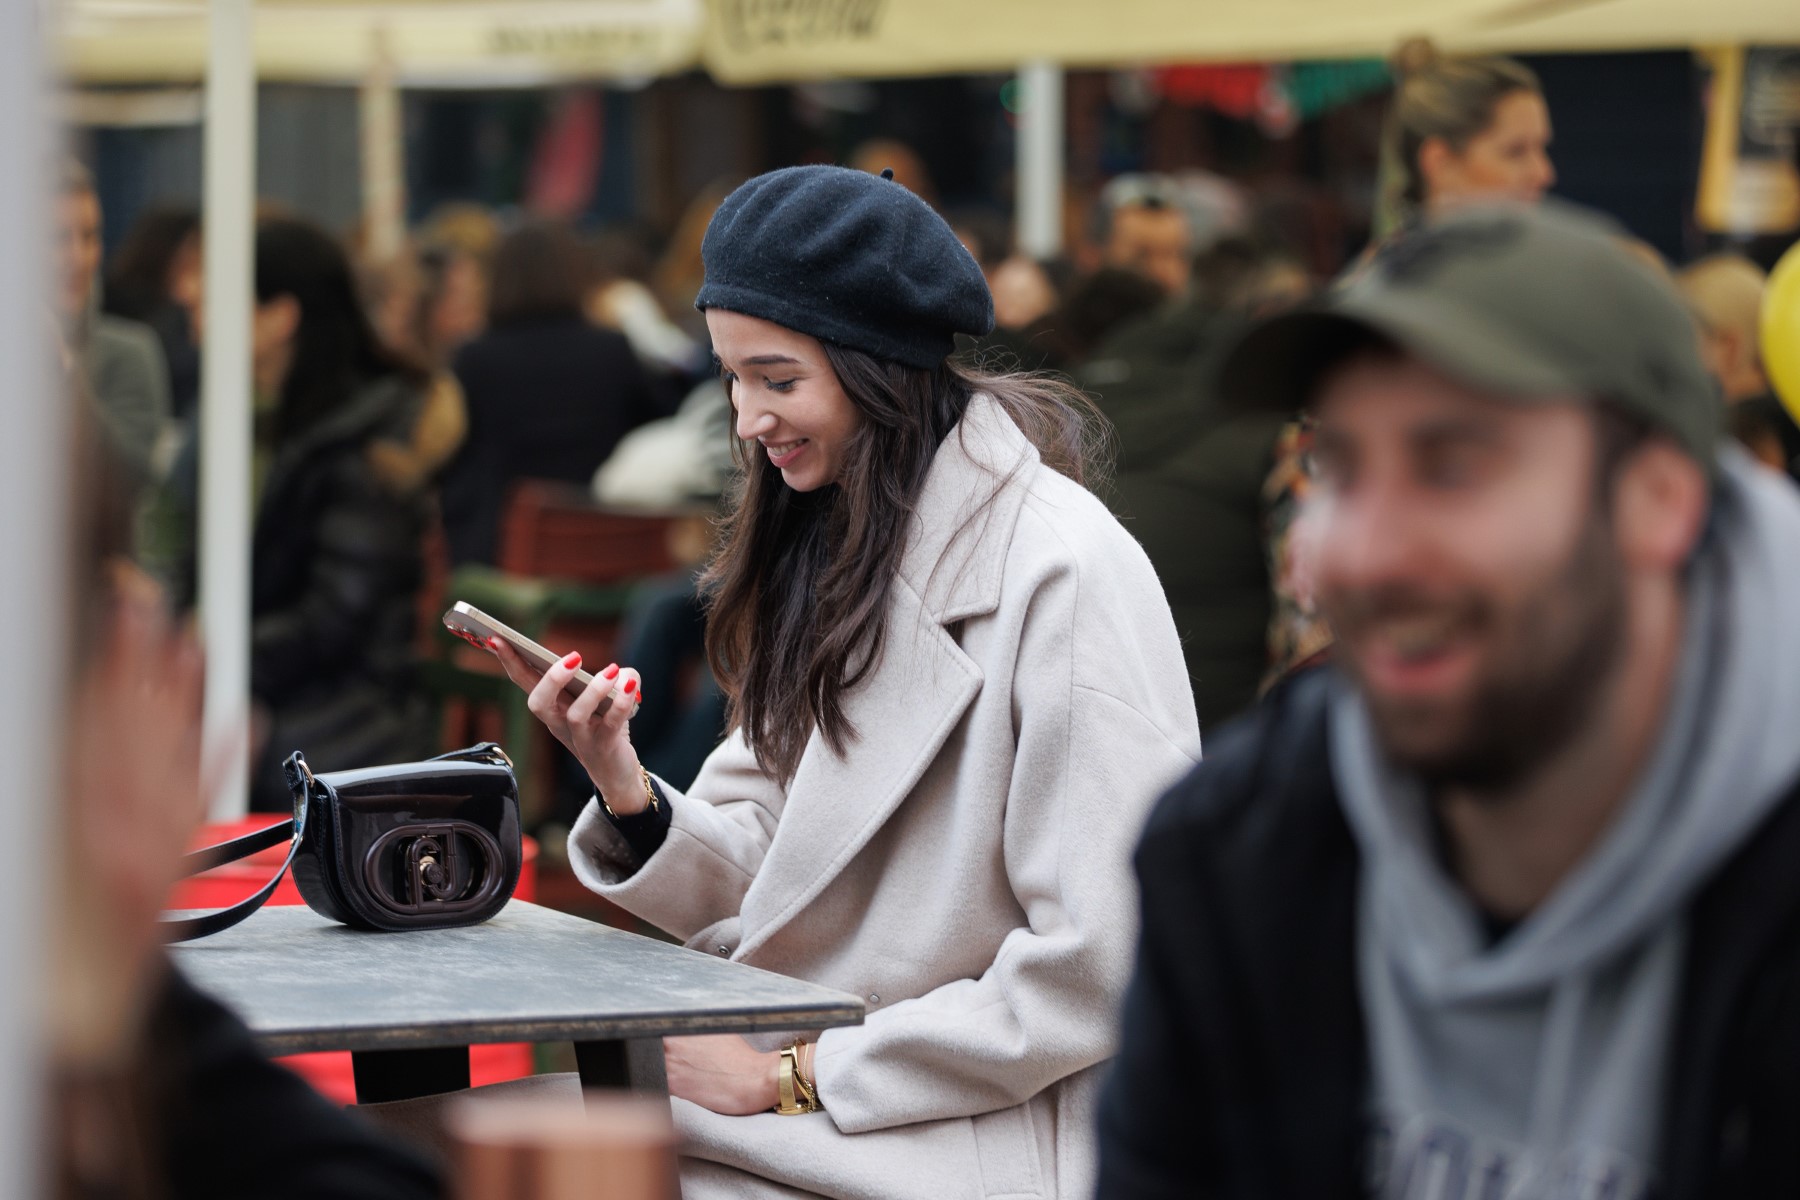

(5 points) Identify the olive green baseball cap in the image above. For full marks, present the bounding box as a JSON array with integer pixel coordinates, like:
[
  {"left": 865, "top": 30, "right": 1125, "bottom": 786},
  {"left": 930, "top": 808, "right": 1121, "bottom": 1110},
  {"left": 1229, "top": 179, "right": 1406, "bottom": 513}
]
[{"left": 1218, "top": 201, "right": 1718, "bottom": 467}]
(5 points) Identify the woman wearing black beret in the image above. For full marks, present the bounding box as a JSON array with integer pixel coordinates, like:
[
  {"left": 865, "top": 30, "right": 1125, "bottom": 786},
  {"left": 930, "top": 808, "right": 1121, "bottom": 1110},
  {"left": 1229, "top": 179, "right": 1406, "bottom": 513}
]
[{"left": 496, "top": 165, "right": 1200, "bottom": 1199}]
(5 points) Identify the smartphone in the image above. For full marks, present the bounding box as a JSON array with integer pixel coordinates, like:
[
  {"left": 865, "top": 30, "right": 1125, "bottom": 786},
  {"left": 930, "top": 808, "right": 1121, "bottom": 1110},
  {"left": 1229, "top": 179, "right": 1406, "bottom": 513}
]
[{"left": 443, "top": 601, "right": 613, "bottom": 710}]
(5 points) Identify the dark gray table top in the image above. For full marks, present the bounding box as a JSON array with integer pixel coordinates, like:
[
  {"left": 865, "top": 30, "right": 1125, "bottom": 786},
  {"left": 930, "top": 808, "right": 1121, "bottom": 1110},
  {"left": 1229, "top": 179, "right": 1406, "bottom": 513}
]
[{"left": 168, "top": 901, "right": 864, "bottom": 1056}]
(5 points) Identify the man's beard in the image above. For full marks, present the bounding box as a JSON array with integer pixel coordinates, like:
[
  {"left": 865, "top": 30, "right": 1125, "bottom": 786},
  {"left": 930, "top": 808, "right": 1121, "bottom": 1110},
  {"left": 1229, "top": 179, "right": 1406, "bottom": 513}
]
[{"left": 1326, "top": 509, "right": 1630, "bottom": 795}]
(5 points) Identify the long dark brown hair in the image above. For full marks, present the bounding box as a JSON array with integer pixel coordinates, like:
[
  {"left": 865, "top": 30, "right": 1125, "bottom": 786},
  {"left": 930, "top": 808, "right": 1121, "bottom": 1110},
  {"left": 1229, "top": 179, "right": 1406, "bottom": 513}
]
[
  {"left": 255, "top": 217, "right": 427, "bottom": 443},
  {"left": 702, "top": 346, "right": 1105, "bottom": 785}
]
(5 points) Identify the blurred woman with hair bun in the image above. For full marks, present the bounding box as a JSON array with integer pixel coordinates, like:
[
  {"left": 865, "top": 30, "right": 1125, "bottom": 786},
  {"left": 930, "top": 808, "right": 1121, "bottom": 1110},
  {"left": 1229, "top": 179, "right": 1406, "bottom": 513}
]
[{"left": 1376, "top": 38, "right": 1555, "bottom": 237}]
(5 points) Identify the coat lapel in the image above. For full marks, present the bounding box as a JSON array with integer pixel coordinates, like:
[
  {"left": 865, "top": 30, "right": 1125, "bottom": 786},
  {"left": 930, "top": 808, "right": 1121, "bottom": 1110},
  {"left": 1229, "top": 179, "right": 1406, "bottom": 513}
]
[{"left": 734, "top": 397, "right": 1036, "bottom": 958}]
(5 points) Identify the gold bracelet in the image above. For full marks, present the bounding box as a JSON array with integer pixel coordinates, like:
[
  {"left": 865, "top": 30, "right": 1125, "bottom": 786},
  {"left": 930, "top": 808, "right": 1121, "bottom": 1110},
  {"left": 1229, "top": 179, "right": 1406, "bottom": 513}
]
[
  {"left": 797, "top": 1042, "right": 820, "bottom": 1101},
  {"left": 599, "top": 768, "right": 659, "bottom": 820},
  {"left": 774, "top": 1045, "right": 819, "bottom": 1115}
]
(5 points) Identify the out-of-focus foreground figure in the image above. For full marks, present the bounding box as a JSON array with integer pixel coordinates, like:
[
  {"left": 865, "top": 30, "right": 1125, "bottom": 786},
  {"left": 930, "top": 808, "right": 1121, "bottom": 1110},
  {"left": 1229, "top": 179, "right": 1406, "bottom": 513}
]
[
  {"left": 1100, "top": 202, "right": 1800, "bottom": 1198},
  {"left": 50, "top": 405, "right": 443, "bottom": 1199}
]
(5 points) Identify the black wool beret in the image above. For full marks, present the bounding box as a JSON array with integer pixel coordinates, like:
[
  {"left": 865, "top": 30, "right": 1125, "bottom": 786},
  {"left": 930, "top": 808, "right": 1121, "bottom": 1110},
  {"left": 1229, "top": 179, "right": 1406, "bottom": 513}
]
[{"left": 696, "top": 165, "right": 995, "bottom": 369}]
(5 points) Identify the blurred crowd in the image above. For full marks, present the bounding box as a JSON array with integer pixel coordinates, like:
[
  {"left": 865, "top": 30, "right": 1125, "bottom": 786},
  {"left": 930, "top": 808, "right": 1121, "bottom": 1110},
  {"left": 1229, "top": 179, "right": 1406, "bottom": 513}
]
[
  {"left": 54, "top": 41, "right": 1799, "bottom": 791},
  {"left": 42, "top": 32, "right": 1800, "bottom": 1200}
]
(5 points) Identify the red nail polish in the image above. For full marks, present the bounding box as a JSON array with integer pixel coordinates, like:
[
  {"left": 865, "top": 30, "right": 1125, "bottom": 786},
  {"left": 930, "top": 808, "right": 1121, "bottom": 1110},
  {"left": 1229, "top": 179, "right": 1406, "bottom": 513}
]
[
  {"left": 623, "top": 678, "right": 638, "bottom": 695},
  {"left": 561, "top": 651, "right": 581, "bottom": 668},
  {"left": 488, "top": 637, "right": 502, "bottom": 650},
  {"left": 602, "top": 663, "right": 619, "bottom": 679}
]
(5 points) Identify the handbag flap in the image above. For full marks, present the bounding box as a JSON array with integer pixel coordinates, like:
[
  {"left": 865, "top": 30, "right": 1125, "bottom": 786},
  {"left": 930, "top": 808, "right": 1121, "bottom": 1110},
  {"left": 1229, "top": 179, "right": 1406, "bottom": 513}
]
[{"left": 310, "top": 752, "right": 522, "bottom": 931}]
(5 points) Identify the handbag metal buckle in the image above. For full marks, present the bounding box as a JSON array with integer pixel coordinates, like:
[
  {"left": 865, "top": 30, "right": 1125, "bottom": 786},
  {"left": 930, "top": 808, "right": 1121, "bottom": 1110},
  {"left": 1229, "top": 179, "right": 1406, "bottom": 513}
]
[
  {"left": 406, "top": 832, "right": 459, "bottom": 904},
  {"left": 365, "top": 821, "right": 508, "bottom": 918}
]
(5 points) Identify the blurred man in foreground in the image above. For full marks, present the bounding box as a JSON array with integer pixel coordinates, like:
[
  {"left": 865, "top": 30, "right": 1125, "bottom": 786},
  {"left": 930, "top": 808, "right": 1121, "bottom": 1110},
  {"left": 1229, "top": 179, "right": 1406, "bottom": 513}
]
[{"left": 1098, "top": 204, "right": 1800, "bottom": 1198}]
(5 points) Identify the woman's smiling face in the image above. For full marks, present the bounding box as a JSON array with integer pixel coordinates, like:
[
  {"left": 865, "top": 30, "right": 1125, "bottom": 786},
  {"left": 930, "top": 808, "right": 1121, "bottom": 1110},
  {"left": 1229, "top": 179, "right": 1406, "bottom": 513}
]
[{"left": 707, "top": 309, "right": 862, "bottom": 493}]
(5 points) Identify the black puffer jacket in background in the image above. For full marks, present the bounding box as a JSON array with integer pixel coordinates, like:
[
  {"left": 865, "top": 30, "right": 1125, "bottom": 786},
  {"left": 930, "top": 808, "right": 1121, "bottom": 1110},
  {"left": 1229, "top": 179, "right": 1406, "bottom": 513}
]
[
  {"left": 1080, "top": 305, "right": 1287, "bottom": 734},
  {"left": 249, "top": 377, "right": 431, "bottom": 809},
  {"left": 1097, "top": 670, "right": 1800, "bottom": 1199}
]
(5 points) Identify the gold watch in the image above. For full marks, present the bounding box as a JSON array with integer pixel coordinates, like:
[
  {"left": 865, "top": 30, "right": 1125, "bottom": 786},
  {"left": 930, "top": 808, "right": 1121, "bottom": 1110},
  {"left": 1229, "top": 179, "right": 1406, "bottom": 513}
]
[{"left": 774, "top": 1045, "right": 820, "bottom": 1115}]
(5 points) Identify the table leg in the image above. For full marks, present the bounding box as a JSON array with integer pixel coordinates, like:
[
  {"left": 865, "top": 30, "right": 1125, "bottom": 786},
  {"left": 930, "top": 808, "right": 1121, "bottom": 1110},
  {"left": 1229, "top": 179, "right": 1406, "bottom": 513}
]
[
  {"left": 574, "top": 1037, "right": 667, "bottom": 1092},
  {"left": 351, "top": 1046, "right": 472, "bottom": 1103}
]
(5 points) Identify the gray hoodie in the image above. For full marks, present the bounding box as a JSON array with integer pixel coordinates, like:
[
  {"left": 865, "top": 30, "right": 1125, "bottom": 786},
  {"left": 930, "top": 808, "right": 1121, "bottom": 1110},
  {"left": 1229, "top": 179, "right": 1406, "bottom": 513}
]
[{"left": 1330, "top": 448, "right": 1800, "bottom": 1200}]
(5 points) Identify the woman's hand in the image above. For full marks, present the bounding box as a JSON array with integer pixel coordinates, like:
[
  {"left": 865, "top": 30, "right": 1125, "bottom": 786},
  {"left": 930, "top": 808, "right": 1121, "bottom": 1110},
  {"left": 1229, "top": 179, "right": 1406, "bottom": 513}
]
[
  {"left": 663, "top": 1035, "right": 780, "bottom": 1115},
  {"left": 489, "top": 640, "right": 650, "bottom": 813}
]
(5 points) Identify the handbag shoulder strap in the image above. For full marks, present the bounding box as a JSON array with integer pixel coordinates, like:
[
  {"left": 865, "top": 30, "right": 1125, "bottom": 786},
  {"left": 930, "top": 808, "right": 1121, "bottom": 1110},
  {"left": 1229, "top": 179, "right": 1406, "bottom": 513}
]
[
  {"left": 160, "top": 752, "right": 317, "bottom": 943},
  {"left": 429, "top": 741, "right": 512, "bottom": 769}
]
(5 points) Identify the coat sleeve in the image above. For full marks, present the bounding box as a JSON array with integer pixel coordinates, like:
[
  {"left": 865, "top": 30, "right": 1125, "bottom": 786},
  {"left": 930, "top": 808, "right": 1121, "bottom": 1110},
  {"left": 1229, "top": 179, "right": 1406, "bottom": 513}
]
[
  {"left": 250, "top": 457, "right": 420, "bottom": 700},
  {"left": 566, "top": 729, "right": 787, "bottom": 942},
  {"left": 812, "top": 516, "right": 1202, "bottom": 1133}
]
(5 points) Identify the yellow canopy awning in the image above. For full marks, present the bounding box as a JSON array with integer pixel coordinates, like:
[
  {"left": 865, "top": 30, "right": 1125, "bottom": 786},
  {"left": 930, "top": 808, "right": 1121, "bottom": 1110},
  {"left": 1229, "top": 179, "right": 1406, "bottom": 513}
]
[
  {"left": 57, "top": 0, "right": 1800, "bottom": 87},
  {"left": 59, "top": 0, "right": 704, "bottom": 86},
  {"left": 698, "top": 0, "right": 1800, "bottom": 84}
]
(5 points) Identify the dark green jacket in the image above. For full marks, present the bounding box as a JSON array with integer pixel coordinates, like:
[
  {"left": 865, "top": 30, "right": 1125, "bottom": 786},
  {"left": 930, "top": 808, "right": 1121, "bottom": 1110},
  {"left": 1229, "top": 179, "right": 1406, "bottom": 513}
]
[{"left": 1081, "top": 303, "right": 1286, "bottom": 734}]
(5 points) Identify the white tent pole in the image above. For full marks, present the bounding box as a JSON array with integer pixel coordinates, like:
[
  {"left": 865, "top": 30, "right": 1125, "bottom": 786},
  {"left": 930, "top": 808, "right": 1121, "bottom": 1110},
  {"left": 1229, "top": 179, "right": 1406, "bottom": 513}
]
[
  {"left": 1015, "top": 59, "right": 1065, "bottom": 260},
  {"left": 0, "top": 0, "right": 55, "bottom": 1186},
  {"left": 200, "top": 0, "right": 256, "bottom": 821},
  {"left": 360, "top": 22, "right": 405, "bottom": 263}
]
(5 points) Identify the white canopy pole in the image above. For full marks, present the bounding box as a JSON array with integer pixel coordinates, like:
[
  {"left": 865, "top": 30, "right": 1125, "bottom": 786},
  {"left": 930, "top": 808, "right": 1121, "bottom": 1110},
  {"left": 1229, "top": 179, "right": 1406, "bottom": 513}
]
[
  {"left": 0, "top": 0, "right": 55, "bottom": 1186},
  {"left": 200, "top": 0, "right": 256, "bottom": 820},
  {"left": 1015, "top": 59, "right": 1065, "bottom": 260},
  {"left": 359, "top": 22, "right": 405, "bottom": 264}
]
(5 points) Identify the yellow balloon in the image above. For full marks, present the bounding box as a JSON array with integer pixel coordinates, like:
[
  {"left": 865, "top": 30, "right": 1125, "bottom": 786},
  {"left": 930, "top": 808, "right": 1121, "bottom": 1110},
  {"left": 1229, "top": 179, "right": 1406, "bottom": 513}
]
[{"left": 1764, "top": 239, "right": 1800, "bottom": 427}]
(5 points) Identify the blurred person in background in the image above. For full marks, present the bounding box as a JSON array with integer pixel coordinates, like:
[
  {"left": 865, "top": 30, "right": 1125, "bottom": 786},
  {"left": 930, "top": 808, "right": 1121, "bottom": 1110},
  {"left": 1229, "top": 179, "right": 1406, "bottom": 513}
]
[
  {"left": 357, "top": 238, "right": 487, "bottom": 374},
  {"left": 1374, "top": 38, "right": 1554, "bottom": 240},
  {"left": 243, "top": 217, "right": 440, "bottom": 809},
  {"left": 962, "top": 263, "right": 1155, "bottom": 376},
  {"left": 1258, "top": 40, "right": 1558, "bottom": 694},
  {"left": 654, "top": 181, "right": 735, "bottom": 339},
  {"left": 1083, "top": 236, "right": 1314, "bottom": 730},
  {"left": 146, "top": 217, "right": 440, "bottom": 809},
  {"left": 1101, "top": 203, "right": 1800, "bottom": 1197},
  {"left": 57, "top": 159, "right": 171, "bottom": 484},
  {"left": 357, "top": 246, "right": 424, "bottom": 364},
  {"left": 948, "top": 210, "right": 1070, "bottom": 366},
  {"left": 1678, "top": 256, "right": 1767, "bottom": 405},
  {"left": 1093, "top": 174, "right": 1195, "bottom": 300},
  {"left": 441, "top": 220, "right": 660, "bottom": 566},
  {"left": 103, "top": 205, "right": 202, "bottom": 423},
  {"left": 415, "top": 239, "right": 491, "bottom": 366},
  {"left": 51, "top": 398, "right": 444, "bottom": 1199},
  {"left": 352, "top": 243, "right": 471, "bottom": 498},
  {"left": 1080, "top": 234, "right": 1310, "bottom": 402},
  {"left": 1678, "top": 253, "right": 1799, "bottom": 479},
  {"left": 588, "top": 226, "right": 707, "bottom": 411},
  {"left": 417, "top": 201, "right": 501, "bottom": 267},
  {"left": 948, "top": 208, "right": 1010, "bottom": 283},
  {"left": 987, "top": 254, "right": 1063, "bottom": 330}
]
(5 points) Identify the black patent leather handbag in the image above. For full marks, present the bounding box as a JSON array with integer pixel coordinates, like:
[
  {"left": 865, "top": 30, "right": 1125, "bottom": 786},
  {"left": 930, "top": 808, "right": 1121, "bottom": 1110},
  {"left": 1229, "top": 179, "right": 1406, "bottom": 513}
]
[{"left": 163, "top": 743, "right": 522, "bottom": 941}]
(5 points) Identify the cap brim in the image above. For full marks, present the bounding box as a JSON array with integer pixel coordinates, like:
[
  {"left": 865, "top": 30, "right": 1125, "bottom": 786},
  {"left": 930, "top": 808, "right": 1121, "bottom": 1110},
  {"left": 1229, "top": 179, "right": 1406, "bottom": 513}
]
[{"left": 1219, "top": 291, "right": 1585, "bottom": 415}]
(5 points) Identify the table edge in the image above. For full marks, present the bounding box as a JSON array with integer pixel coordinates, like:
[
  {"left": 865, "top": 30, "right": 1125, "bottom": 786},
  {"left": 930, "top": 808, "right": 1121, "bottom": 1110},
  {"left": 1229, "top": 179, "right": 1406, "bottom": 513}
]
[{"left": 256, "top": 1003, "right": 867, "bottom": 1057}]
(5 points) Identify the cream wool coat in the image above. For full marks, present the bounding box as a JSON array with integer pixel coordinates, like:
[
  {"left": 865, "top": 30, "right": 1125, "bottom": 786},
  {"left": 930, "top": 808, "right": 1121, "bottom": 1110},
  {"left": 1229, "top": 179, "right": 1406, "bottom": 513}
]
[{"left": 569, "top": 396, "right": 1201, "bottom": 1199}]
